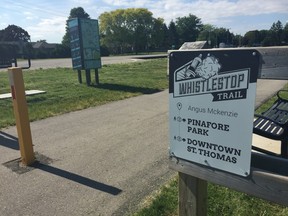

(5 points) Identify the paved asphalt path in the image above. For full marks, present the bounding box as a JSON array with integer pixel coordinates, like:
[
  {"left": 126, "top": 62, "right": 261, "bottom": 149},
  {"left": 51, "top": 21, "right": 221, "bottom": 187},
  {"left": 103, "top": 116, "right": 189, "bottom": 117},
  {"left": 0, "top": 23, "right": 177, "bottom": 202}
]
[
  {"left": 0, "top": 56, "right": 287, "bottom": 215},
  {"left": 14, "top": 55, "right": 165, "bottom": 70},
  {"left": 1, "top": 89, "right": 176, "bottom": 216}
]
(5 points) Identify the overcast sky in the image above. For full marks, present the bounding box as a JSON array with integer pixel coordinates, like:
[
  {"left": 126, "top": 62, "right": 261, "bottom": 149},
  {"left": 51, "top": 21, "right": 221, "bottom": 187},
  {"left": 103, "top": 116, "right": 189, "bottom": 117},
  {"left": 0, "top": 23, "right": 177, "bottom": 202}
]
[{"left": 0, "top": 0, "right": 287, "bottom": 43}]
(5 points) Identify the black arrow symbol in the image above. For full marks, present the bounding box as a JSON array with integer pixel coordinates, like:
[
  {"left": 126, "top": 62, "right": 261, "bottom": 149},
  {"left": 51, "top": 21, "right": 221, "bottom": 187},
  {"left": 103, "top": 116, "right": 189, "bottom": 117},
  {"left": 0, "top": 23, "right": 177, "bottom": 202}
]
[
  {"left": 182, "top": 138, "right": 186, "bottom": 142},
  {"left": 182, "top": 118, "right": 186, "bottom": 122}
]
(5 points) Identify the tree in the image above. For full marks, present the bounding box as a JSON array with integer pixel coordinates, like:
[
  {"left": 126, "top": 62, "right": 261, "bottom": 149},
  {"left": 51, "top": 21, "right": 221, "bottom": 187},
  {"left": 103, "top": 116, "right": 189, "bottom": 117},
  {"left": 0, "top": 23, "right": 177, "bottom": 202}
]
[
  {"left": 283, "top": 22, "right": 288, "bottom": 44},
  {"left": 197, "top": 24, "right": 214, "bottom": 47},
  {"left": 243, "top": 30, "right": 256, "bottom": 46},
  {"left": 161, "top": 23, "right": 170, "bottom": 51},
  {"left": 62, "top": 7, "right": 90, "bottom": 48},
  {"left": 214, "top": 27, "right": 233, "bottom": 47},
  {"left": 243, "top": 30, "right": 267, "bottom": 46},
  {"left": 99, "top": 8, "right": 155, "bottom": 54},
  {"left": 168, "top": 21, "right": 179, "bottom": 49},
  {"left": 99, "top": 9, "right": 132, "bottom": 54},
  {"left": 150, "top": 18, "right": 169, "bottom": 51},
  {"left": 128, "top": 8, "right": 154, "bottom": 53},
  {"left": 175, "top": 14, "right": 203, "bottom": 45},
  {"left": 0, "top": 25, "right": 30, "bottom": 42},
  {"left": 257, "top": 30, "right": 270, "bottom": 46},
  {"left": 232, "top": 34, "right": 243, "bottom": 47},
  {"left": 197, "top": 25, "right": 243, "bottom": 47},
  {"left": 270, "top": 20, "right": 284, "bottom": 45},
  {"left": 0, "top": 25, "right": 31, "bottom": 58}
]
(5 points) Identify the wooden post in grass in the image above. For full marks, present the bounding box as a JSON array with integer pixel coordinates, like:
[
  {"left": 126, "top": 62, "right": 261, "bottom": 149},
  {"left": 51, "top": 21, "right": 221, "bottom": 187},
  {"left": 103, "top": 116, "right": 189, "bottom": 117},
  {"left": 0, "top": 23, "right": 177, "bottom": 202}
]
[
  {"left": 95, "top": 69, "right": 99, "bottom": 85},
  {"left": 178, "top": 172, "right": 207, "bottom": 216},
  {"left": 85, "top": 69, "right": 91, "bottom": 86},
  {"left": 8, "top": 67, "right": 35, "bottom": 166},
  {"left": 77, "top": 70, "right": 82, "bottom": 84}
]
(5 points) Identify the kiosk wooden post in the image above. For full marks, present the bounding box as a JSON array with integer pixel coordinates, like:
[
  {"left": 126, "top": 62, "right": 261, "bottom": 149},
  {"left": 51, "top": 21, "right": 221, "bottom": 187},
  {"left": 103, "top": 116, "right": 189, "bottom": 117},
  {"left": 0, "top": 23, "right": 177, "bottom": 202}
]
[
  {"left": 77, "top": 70, "right": 82, "bottom": 84},
  {"left": 8, "top": 67, "right": 35, "bottom": 166},
  {"left": 95, "top": 69, "right": 99, "bottom": 85},
  {"left": 85, "top": 69, "right": 91, "bottom": 86}
]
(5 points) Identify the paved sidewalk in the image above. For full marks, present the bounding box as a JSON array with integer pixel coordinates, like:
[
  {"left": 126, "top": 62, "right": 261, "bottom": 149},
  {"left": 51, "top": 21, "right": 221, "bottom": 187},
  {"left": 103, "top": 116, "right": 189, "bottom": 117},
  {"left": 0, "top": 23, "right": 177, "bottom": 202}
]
[
  {"left": 0, "top": 79, "right": 287, "bottom": 216},
  {"left": 0, "top": 90, "right": 175, "bottom": 216}
]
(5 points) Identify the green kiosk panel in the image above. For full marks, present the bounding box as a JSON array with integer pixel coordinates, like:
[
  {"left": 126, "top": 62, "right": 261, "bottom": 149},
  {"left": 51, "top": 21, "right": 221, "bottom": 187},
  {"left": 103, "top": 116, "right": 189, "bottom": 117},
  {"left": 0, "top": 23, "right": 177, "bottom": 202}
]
[{"left": 68, "top": 18, "right": 101, "bottom": 70}]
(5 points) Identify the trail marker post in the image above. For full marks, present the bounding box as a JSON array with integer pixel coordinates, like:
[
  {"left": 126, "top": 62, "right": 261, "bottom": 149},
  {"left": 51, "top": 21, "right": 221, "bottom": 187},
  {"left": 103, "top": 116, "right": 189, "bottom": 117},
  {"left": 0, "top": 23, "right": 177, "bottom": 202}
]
[{"left": 8, "top": 67, "right": 35, "bottom": 166}]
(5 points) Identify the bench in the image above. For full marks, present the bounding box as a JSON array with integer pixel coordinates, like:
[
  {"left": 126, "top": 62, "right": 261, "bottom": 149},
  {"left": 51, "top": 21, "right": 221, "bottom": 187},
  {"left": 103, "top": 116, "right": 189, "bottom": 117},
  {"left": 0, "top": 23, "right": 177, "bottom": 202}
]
[
  {"left": 0, "top": 42, "right": 30, "bottom": 69},
  {"left": 253, "top": 90, "right": 288, "bottom": 158},
  {"left": 0, "top": 58, "right": 17, "bottom": 68},
  {"left": 250, "top": 46, "right": 288, "bottom": 158}
]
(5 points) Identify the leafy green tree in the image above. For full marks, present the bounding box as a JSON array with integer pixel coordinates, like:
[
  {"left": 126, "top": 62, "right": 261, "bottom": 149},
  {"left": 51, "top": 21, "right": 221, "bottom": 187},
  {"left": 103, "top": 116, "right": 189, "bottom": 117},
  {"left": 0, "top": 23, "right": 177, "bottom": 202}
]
[
  {"left": 161, "top": 23, "right": 170, "bottom": 50},
  {"left": 0, "top": 25, "right": 31, "bottom": 58},
  {"left": 270, "top": 20, "right": 284, "bottom": 45},
  {"left": 198, "top": 25, "right": 243, "bottom": 47},
  {"left": 0, "top": 25, "right": 30, "bottom": 42},
  {"left": 231, "top": 34, "right": 243, "bottom": 47},
  {"left": 283, "top": 22, "right": 288, "bottom": 44},
  {"left": 175, "top": 14, "right": 203, "bottom": 45},
  {"left": 99, "top": 9, "right": 132, "bottom": 54},
  {"left": 168, "top": 21, "right": 179, "bottom": 49},
  {"left": 52, "top": 44, "right": 71, "bottom": 58},
  {"left": 258, "top": 30, "right": 269, "bottom": 43},
  {"left": 243, "top": 30, "right": 260, "bottom": 46},
  {"left": 197, "top": 24, "right": 215, "bottom": 47},
  {"left": 99, "top": 8, "right": 155, "bottom": 54},
  {"left": 213, "top": 27, "right": 231, "bottom": 47},
  {"left": 129, "top": 8, "right": 154, "bottom": 53},
  {"left": 257, "top": 30, "right": 270, "bottom": 46},
  {"left": 150, "top": 18, "right": 169, "bottom": 50}
]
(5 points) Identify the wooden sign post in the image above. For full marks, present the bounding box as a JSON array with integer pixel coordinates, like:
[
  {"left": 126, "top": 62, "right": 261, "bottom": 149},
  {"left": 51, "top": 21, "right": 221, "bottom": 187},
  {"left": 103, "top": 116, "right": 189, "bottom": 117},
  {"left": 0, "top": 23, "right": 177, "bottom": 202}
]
[
  {"left": 8, "top": 67, "right": 35, "bottom": 166},
  {"left": 179, "top": 173, "right": 207, "bottom": 216}
]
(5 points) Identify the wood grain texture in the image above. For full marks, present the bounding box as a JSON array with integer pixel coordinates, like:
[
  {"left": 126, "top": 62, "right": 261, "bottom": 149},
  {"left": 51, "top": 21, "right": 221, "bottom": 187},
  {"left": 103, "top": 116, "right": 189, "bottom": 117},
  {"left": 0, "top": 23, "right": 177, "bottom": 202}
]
[
  {"left": 178, "top": 173, "right": 207, "bottom": 216},
  {"left": 170, "top": 152, "right": 288, "bottom": 206}
]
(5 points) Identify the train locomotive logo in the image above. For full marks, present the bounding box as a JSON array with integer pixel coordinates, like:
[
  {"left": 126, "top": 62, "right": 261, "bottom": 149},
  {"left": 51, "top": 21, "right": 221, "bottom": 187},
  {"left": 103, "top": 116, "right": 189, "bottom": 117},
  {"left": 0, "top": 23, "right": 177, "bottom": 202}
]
[
  {"left": 173, "top": 53, "right": 250, "bottom": 102},
  {"left": 176, "top": 54, "right": 221, "bottom": 80}
]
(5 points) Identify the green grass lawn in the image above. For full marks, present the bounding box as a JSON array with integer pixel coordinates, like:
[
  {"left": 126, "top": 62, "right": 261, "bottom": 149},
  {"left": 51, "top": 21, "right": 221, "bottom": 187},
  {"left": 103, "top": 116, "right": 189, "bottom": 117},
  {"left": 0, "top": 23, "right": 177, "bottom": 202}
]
[
  {"left": 0, "top": 59, "right": 168, "bottom": 128},
  {"left": 133, "top": 175, "right": 288, "bottom": 216}
]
